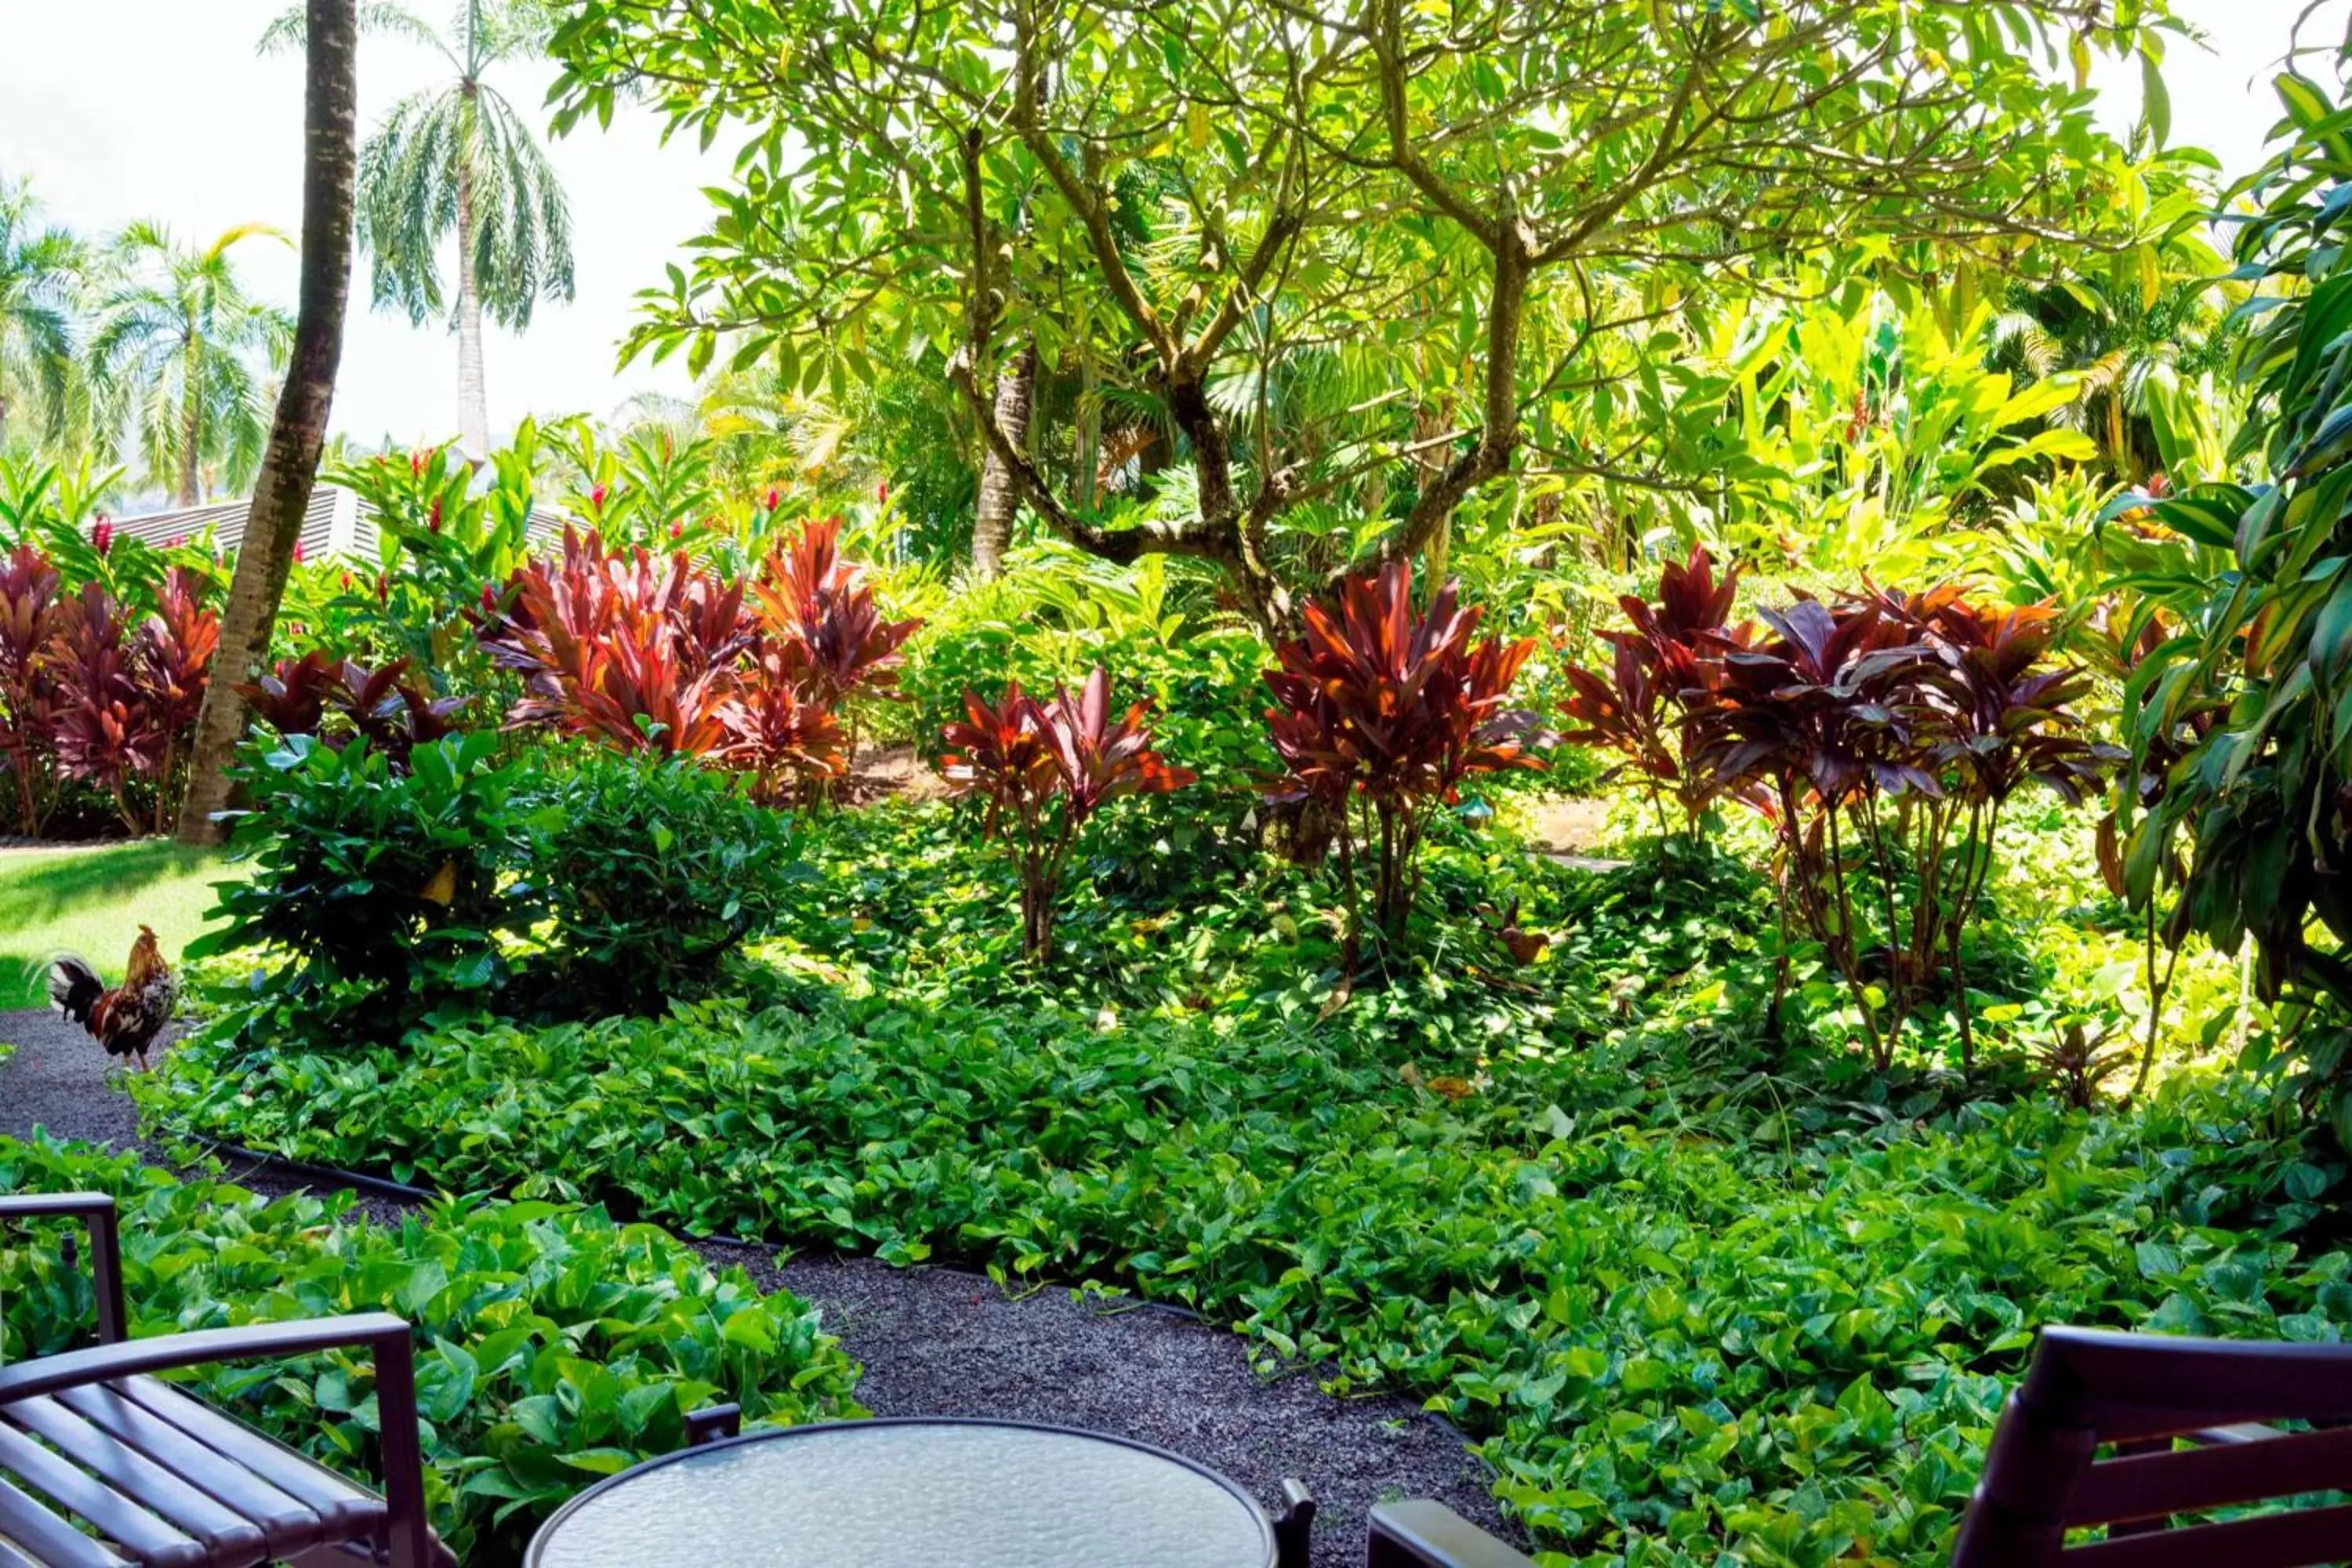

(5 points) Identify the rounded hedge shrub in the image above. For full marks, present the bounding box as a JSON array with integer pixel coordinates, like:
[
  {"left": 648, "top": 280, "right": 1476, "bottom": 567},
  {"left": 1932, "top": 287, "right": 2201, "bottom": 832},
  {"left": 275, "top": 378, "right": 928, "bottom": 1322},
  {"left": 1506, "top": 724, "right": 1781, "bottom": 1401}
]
[{"left": 514, "top": 748, "right": 803, "bottom": 1014}]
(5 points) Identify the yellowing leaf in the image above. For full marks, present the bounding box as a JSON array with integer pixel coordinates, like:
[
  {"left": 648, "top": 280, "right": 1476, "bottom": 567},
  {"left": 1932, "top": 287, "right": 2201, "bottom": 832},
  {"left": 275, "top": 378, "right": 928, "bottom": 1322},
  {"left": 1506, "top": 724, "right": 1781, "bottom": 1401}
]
[
  {"left": 1991, "top": 376, "right": 2081, "bottom": 430},
  {"left": 420, "top": 860, "right": 457, "bottom": 906}
]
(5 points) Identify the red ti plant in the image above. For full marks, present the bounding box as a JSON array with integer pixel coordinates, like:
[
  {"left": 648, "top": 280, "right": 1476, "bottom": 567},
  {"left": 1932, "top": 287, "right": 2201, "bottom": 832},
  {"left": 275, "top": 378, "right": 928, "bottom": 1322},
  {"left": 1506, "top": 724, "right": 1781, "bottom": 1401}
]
[
  {"left": 42, "top": 583, "right": 153, "bottom": 833},
  {"left": 0, "top": 544, "right": 61, "bottom": 833},
  {"left": 238, "top": 651, "right": 468, "bottom": 772},
  {"left": 126, "top": 567, "right": 220, "bottom": 829},
  {"left": 752, "top": 516, "right": 920, "bottom": 715},
  {"left": 941, "top": 669, "right": 1192, "bottom": 961},
  {"left": 723, "top": 640, "right": 848, "bottom": 806},
  {"left": 750, "top": 517, "right": 919, "bottom": 792},
  {"left": 1263, "top": 563, "right": 1541, "bottom": 953},
  {"left": 478, "top": 528, "right": 750, "bottom": 757},
  {"left": 1559, "top": 546, "right": 1758, "bottom": 843}
]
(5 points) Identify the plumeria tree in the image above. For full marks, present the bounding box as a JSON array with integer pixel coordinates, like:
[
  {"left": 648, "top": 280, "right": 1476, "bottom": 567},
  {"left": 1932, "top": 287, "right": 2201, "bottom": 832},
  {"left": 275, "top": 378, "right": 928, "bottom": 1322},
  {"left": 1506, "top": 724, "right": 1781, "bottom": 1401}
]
[{"left": 552, "top": 0, "right": 2183, "bottom": 637}]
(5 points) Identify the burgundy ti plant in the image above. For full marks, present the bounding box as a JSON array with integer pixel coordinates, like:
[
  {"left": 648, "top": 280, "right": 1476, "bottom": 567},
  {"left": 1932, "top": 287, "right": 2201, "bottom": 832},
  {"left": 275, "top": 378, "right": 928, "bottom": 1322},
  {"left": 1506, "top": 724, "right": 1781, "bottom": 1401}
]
[
  {"left": 1263, "top": 562, "right": 1541, "bottom": 953},
  {"left": 238, "top": 652, "right": 469, "bottom": 771},
  {"left": 1559, "top": 545, "right": 1756, "bottom": 842},
  {"left": 941, "top": 668, "right": 1192, "bottom": 961},
  {"left": 0, "top": 543, "right": 61, "bottom": 833}
]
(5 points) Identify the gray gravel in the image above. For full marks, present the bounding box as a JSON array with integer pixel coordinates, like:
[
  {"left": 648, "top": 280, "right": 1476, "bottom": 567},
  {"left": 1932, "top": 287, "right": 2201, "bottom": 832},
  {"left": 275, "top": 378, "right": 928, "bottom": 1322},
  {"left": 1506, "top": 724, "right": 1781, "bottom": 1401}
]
[{"left": 0, "top": 1007, "right": 1512, "bottom": 1563}]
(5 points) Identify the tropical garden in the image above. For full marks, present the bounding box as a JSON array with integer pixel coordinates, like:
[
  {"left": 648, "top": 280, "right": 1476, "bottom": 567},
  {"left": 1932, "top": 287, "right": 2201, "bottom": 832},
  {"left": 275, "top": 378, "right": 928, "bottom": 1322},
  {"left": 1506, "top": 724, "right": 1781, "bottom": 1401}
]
[{"left": 7, "top": 0, "right": 2352, "bottom": 1563}]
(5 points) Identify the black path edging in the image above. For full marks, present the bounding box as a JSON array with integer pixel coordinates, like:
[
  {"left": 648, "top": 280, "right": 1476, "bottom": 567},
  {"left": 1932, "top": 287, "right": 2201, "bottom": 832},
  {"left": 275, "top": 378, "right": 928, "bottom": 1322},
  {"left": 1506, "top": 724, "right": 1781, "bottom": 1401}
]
[
  {"left": 205, "top": 1131, "right": 1228, "bottom": 1330},
  {"left": 0, "top": 1007, "right": 1514, "bottom": 1563}
]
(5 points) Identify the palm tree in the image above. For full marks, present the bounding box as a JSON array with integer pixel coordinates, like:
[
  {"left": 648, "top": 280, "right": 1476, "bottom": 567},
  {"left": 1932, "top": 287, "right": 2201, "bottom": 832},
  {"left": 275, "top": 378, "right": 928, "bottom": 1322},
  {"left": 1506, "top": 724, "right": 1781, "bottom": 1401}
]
[
  {"left": 89, "top": 224, "right": 292, "bottom": 505},
  {"left": 1988, "top": 267, "right": 2237, "bottom": 485},
  {"left": 0, "top": 180, "right": 82, "bottom": 454},
  {"left": 182, "top": 0, "right": 361, "bottom": 844},
  {"left": 263, "top": 2, "right": 575, "bottom": 456}
]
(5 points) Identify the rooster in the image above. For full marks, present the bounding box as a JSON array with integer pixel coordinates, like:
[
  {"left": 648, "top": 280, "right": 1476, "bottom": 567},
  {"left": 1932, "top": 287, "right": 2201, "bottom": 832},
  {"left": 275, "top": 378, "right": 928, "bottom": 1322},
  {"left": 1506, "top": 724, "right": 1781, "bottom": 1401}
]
[{"left": 49, "top": 925, "right": 177, "bottom": 1073}]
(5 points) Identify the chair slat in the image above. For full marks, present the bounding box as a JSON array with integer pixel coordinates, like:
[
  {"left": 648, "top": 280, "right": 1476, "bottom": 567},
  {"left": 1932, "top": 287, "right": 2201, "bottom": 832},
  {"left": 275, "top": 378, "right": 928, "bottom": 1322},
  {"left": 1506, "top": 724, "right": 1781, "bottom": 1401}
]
[
  {"left": 0, "top": 1421, "right": 205, "bottom": 1568},
  {"left": 2069, "top": 1424, "right": 2352, "bottom": 1527},
  {"left": 2069, "top": 1498, "right": 2352, "bottom": 1568},
  {"left": 3, "top": 1398, "right": 267, "bottom": 1562},
  {"left": 53, "top": 1383, "right": 325, "bottom": 1559},
  {"left": 115, "top": 1377, "right": 382, "bottom": 1537},
  {"left": 0, "top": 1473, "right": 131, "bottom": 1568}
]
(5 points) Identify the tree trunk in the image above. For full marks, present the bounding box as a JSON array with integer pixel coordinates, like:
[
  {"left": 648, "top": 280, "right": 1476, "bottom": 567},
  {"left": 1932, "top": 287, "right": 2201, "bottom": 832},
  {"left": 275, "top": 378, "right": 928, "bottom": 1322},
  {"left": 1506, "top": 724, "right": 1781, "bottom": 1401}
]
[
  {"left": 454, "top": 87, "right": 489, "bottom": 456},
  {"left": 175, "top": 0, "right": 358, "bottom": 846},
  {"left": 177, "top": 330, "right": 204, "bottom": 505},
  {"left": 970, "top": 342, "right": 1035, "bottom": 581},
  {"left": 1074, "top": 347, "right": 1098, "bottom": 517}
]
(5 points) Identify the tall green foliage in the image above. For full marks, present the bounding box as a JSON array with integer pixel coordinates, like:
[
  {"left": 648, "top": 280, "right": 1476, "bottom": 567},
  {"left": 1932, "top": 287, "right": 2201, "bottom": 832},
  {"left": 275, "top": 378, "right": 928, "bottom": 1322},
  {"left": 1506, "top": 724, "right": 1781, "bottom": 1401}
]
[
  {"left": 263, "top": 0, "right": 576, "bottom": 452},
  {"left": 2125, "top": 42, "right": 2352, "bottom": 1139},
  {"left": 87, "top": 223, "right": 292, "bottom": 505},
  {"left": 0, "top": 179, "right": 82, "bottom": 453}
]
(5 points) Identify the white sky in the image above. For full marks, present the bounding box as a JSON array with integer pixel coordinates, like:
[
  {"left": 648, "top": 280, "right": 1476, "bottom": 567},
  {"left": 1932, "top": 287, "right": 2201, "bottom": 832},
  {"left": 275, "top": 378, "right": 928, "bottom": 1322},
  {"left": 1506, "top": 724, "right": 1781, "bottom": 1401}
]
[
  {"left": 0, "top": 0, "right": 2329, "bottom": 457},
  {"left": 0, "top": 0, "right": 727, "bottom": 453}
]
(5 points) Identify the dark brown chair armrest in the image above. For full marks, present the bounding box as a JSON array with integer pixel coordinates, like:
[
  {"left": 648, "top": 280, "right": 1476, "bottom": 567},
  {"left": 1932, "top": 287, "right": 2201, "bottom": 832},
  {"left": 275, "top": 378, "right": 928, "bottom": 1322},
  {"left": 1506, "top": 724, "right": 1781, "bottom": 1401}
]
[
  {"left": 1367, "top": 1501, "right": 1536, "bottom": 1567},
  {"left": 0, "top": 1191, "right": 125, "bottom": 1344},
  {"left": 0, "top": 1313, "right": 415, "bottom": 1406}
]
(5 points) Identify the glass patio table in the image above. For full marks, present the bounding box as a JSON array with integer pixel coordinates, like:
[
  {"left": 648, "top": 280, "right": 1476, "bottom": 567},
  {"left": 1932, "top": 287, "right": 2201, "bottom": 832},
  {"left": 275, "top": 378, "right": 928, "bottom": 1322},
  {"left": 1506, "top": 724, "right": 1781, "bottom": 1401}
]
[{"left": 524, "top": 1417, "right": 1286, "bottom": 1568}]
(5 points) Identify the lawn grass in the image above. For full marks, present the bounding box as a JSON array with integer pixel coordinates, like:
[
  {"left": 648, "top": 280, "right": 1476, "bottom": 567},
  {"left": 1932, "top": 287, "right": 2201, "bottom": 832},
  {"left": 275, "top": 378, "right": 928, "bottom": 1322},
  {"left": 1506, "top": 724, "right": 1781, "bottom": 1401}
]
[{"left": 0, "top": 840, "right": 237, "bottom": 1010}]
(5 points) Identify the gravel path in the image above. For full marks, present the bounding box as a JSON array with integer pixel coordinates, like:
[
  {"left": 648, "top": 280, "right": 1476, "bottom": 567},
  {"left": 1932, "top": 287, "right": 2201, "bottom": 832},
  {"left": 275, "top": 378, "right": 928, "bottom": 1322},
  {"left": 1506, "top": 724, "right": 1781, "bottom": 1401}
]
[{"left": 0, "top": 1007, "right": 1510, "bottom": 1562}]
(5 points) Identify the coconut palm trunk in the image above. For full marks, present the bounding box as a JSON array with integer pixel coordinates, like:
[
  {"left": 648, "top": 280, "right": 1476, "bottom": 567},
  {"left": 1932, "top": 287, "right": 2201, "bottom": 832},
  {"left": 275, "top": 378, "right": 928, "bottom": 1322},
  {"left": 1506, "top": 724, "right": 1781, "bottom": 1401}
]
[
  {"left": 970, "top": 342, "right": 1035, "bottom": 581},
  {"left": 177, "top": 0, "right": 359, "bottom": 844},
  {"left": 178, "top": 331, "right": 204, "bottom": 503},
  {"left": 454, "top": 83, "right": 488, "bottom": 454}
]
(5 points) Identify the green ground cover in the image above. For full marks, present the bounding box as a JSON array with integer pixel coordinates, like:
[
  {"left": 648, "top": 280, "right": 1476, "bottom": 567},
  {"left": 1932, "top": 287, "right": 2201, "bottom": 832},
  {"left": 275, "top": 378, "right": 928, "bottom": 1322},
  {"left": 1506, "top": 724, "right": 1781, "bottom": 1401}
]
[{"left": 141, "top": 802, "right": 2321, "bottom": 1566}]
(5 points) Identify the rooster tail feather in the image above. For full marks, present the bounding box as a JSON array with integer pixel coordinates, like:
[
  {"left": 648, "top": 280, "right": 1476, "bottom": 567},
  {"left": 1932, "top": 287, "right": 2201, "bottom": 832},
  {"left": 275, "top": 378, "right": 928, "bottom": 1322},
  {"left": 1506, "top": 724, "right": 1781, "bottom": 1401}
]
[{"left": 48, "top": 955, "right": 103, "bottom": 1028}]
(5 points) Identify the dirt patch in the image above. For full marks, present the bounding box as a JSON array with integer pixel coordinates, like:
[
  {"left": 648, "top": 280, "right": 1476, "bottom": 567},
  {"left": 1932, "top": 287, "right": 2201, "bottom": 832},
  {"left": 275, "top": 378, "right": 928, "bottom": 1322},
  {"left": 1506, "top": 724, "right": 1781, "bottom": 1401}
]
[
  {"left": 1520, "top": 796, "right": 1613, "bottom": 855},
  {"left": 843, "top": 745, "right": 950, "bottom": 807}
]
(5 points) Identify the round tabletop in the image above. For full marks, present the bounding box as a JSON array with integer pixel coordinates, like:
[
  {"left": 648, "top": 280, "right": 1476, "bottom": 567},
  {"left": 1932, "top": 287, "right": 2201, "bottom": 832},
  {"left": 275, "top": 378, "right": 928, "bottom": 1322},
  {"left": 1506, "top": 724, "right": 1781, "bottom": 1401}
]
[{"left": 524, "top": 1417, "right": 1279, "bottom": 1568}]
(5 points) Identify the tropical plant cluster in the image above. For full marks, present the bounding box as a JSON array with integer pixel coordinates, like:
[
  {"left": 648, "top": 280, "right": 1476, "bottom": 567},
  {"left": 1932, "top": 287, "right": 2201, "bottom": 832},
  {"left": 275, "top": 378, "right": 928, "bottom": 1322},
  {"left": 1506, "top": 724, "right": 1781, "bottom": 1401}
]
[
  {"left": 1565, "top": 548, "right": 2116, "bottom": 1070},
  {"left": 0, "top": 470, "right": 224, "bottom": 834},
  {"left": 0, "top": 1134, "right": 862, "bottom": 1563},
  {"left": 197, "top": 735, "right": 804, "bottom": 1048}
]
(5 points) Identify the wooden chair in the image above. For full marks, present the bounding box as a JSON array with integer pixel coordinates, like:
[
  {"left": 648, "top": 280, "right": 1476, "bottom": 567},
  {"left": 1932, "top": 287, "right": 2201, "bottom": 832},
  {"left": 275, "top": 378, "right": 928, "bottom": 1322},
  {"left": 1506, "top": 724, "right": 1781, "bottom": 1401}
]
[
  {"left": 1366, "top": 1500, "right": 1536, "bottom": 1566},
  {"left": 0, "top": 1192, "right": 452, "bottom": 1568},
  {"left": 1953, "top": 1323, "right": 2352, "bottom": 1566}
]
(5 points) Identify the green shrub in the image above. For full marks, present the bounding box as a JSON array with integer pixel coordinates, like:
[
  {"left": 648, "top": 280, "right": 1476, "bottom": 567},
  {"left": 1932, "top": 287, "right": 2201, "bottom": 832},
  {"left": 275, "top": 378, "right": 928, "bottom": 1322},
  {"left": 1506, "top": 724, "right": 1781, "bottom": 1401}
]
[
  {"left": 0, "top": 1134, "right": 862, "bottom": 1563},
  {"left": 196, "top": 732, "right": 527, "bottom": 1047},
  {"left": 514, "top": 749, "right": 804, "bottom": 1013}
]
